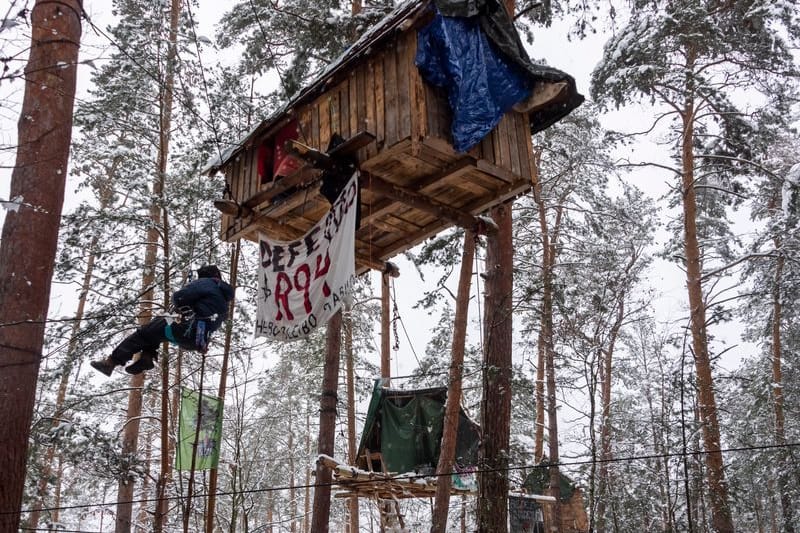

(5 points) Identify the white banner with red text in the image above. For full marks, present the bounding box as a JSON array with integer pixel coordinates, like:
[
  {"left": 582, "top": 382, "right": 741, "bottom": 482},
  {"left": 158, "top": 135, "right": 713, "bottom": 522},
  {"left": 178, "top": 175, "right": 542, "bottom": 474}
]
[{"left": 255, "top": 173, "right": 357, "bottom": 341}]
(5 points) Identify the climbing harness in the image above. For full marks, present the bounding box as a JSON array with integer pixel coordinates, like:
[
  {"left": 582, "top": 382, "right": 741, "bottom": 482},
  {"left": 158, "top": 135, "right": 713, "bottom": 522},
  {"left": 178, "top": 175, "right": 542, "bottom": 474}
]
[{"left": 163, "top": 305, "right": 217, "bottom": 353}]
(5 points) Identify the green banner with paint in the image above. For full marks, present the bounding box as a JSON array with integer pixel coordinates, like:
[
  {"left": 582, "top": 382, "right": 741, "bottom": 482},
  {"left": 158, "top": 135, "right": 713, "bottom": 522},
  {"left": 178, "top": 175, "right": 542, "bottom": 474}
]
[{"left": 176, "top": 388, "right": 223, "bottom": 471}]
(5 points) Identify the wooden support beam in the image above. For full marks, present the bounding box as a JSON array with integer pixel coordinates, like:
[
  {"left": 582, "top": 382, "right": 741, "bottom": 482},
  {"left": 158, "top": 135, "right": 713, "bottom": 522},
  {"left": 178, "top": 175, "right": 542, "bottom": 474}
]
[
  {"left": 360, "top": 156, "right": 475, "bottom": 225},
  {"left": 329, "top": 130, "right": 376, "bottom": 156},
  {"left": 513, "top": 81, "right": 569, "bottom": 114},
  {"left": 362, "top": 174, "right": 498, "bottom": 235},
  {"left": 381, "top": 272, "right": 391, "bottom": 385}
]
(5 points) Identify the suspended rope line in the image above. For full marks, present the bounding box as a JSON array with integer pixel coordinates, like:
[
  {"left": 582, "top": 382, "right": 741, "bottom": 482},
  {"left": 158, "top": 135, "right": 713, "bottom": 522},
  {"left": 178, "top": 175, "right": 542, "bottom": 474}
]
[
  {"left": 11, "top": 440, "right": 800, "bottom": 517},
  {"left": 473, "top": 235, "right": 484, "bottom": 354},
  {"left": 181, "top": 348, "right": 208, "bottom": 530},
  {"left": 79, "top": 10, "right": 229, "bottom": 150},
  {"left": 183, "top": 0, "right": 225, "bottom": 167},
  {"left": 391, "top": 292, "right": 400, "bottom": 353},
  {"left": 0, "top": 245, "right": 228, "bottom": 372},
  {"left": 245, "top": 0, "right": 311, "bottom": 146},
  {"left": 389, "top": 278, "right": 421, "bottom": 367}
]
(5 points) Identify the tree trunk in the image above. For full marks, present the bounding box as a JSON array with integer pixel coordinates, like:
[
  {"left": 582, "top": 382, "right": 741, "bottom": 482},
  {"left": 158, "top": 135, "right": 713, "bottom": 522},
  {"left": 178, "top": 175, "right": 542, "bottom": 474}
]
[
  {"left": 311, "top": 311, "right": 342, "bottom": 532},
  {"left": 344, "top": 311, "right": 360, "bottom": 533},
  {"left": 769, "top": 233, "right": 793, "bottom": 532},
  {"left": 531, "top": 149, "right": 548, "bottom": 465},
  {"left": 381, "top": 272, "right": 391, "bottom": 385},
  {"left": 596, "top": 253, "right": 635, "bottom": 532},
  {"left": 122, "top": 0, "right": 180, "bottom": 528},
  {"left": 304, "top": 405, "right": 312, "bottom": 533},
  {"left": 136, "top": 390, "right": 158, "bottom": 532},
  {"left": 545, "top": 296, "right": 562, "bottom": 532},
  {"left": 153, "top": 199, "right": 172, "bottom": 533},
  {"left": 679, "top": 58, "right": 734, "bottom": 533},
  {"left": 478, "top": 203, "right": 513, "bottom": 533},
  {"left": 431, "top": 231, "right": 475, "bottom": 533},
  {"left": 290, "top": 410, "right": 298, "bottom": 533},
  {"left": 26, "top": 217, "right": 106, "bottom": 530},
  {"left": 0, "top": 1, "right": 81, "bottom": 529},
  {"left": 531, "top": 151, "right": 564, "bottom": 530},
  {"left": 206, "top": 242, "right": 240, "bottom": 533}
]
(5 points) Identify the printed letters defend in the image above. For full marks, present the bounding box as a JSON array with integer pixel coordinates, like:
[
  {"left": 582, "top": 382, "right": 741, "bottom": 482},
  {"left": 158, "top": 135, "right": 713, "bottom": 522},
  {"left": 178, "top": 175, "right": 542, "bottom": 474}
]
[{"left": 255, "top": 173, "right": 358, "bottom": 341}]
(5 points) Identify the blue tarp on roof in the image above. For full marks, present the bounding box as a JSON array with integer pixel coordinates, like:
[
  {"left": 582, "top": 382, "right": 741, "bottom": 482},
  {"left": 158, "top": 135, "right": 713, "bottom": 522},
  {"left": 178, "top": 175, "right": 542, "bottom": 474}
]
[{"left": 415, "top": 9, "right": 532, "bottom": 153}]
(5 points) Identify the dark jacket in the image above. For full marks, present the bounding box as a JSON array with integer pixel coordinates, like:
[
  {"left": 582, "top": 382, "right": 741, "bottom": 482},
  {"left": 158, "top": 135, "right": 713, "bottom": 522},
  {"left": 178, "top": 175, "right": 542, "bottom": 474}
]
[{"left": 172, "top": 277, "right": 235, "bottom": 333}]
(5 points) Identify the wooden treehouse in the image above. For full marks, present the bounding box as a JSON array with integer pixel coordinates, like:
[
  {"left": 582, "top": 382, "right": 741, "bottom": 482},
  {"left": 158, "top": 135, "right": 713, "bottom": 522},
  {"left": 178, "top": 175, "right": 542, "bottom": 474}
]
[
  {"left": 206, "top": 0, "right": 580, "bottom": 271},
  {"left": 207, "top": 0, "right": 582, "bottom": 529}
]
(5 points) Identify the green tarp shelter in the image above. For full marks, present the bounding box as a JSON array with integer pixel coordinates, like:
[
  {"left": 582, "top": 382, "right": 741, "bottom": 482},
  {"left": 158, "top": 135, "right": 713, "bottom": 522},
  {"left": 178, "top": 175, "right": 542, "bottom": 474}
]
[{"left": 356, "top": 380, "right": 480, "bottom": 475}]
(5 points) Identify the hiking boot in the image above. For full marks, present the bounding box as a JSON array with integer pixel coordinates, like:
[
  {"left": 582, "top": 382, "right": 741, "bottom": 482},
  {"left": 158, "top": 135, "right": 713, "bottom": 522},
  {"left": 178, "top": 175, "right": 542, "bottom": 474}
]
[
  {"left": 125, "top": 352, "right": 155, "bottom": 375},
  {"left": 90, "top": 357, "right": 118, "bottom": 377}
]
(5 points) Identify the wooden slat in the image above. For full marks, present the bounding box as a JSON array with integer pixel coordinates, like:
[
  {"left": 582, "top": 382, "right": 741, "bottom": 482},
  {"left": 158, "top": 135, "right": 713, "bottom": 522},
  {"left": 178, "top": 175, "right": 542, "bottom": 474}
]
[
  {"left": 374, "top": 54, "right": 385, "bottom": 149},
  {"left": 362, "top": 174, "right": 496, "bottom": 234},
  {"left": 396, "top": 32, "right": 411, "bottom": 140},
  {"left": 507, "top": 113, "right": 521, "bottom": 177},
  {"left": 365, "top": 58, "right": 377, "bottom": 159},
  {"left": 499, "top": 115, "right": 512, "bottom": 171},
  {"left": 348, "top": 70, "right": 358, "bottom": 142},
  {"left": 330, "top": 89, "right": 340, "bottom": 140},
  {"left": 383, "top": 40, "right": 399, "bottom": 146},
  {"left": 233, "top": 155, "right": 244, "bottom": 203},
  {"left": 266, "top": 187, "right": 324, "bottom": 218},
  {"left": 319, "top": 94, "right": 331, "bottom": 151},
  {"left": 298, "top": 105, "right": 313, "bottom": 146},
  {"left": 409, "top": 31, "right": 426, "bottom": 142},
  {"left": 310, "top": 101, "right": 320, "bottom": 151},
  {"left": 339, "top": 81, "right": 350, "bottom": 140},
  {"left": 355, "top": 63, "right": 367, "bottom": 160},
  {"left": 248, "top": 145, "right": 259, "bottom": 199},
  {"left": 424, "top": 82, "right": 439, "bottom": 138},
  {"left": 241, "top": 152, "right": 250, "bottom": 201},
  {"left": 513, "top": 81, "right": 568, "bottom": 113},
  {"left": 515, "top": 111, "right": 532, "bottom": 180},
  {"left": 241, "top": 166, "right": 321, "bottom": 210}
]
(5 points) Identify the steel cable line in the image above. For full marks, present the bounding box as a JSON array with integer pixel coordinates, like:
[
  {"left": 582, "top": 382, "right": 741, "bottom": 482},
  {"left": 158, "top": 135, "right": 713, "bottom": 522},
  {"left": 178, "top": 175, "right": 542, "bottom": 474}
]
[
  {"left": 7, "top": 440, "right": 800, "bottom": 516},
  {"left": 79, "top": 8, "right": 238, "bottom": 154}
]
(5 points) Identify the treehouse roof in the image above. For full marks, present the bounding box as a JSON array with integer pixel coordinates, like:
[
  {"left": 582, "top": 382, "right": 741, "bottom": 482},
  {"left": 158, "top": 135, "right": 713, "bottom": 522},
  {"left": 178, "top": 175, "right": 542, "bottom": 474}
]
[{"left": 205, "top": 0, "right": 581, "bottom": 174}]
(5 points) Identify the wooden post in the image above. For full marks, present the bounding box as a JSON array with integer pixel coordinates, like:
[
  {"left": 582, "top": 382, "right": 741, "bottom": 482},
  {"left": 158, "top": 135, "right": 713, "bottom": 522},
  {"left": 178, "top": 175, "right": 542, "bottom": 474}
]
[
  {"left": 344, "top": 312, "right": 360, "bottom": 532},
  {"left": 311, "top": 311, "right": 343, "bottom": 532},
  {"left": 430, "top": 231, "right": 476, "bottom": 533},
  {"left": 381, "top": 272, "right": 391, "bottom": 385},
  {"left": 205, "top": 242, "right": 240, "bottom": 533},
  {"left": 0, "top": 1, "right": 81, "bottom": 529},
  {"left": 304, "top": 406, "right": 312, "bottom": 533},
  {"left": 478, "top": 202, "right": 514, "bottom": 533}
]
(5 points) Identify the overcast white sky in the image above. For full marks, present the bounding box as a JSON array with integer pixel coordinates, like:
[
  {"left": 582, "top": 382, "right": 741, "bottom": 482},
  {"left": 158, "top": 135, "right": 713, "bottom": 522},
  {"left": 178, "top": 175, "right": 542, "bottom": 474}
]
[{"left": 0, "top": 1, "right": 760, "bottom": 386}]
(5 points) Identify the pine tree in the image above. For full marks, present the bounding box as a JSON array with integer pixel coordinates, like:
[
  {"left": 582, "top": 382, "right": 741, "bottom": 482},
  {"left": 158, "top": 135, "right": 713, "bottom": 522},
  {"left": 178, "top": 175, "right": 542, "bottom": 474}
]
[
  {"left": 591, "top": 3, "right": 799, "bottom": 531},
  {"left": 216, "top": 0, "right": 394, "bottom": 97},
  {"left": 0, "top": 2, "right": 82, "bottom": 530},
  {"left": 737, "top": 123, "right": 800, "bottom": 531}
]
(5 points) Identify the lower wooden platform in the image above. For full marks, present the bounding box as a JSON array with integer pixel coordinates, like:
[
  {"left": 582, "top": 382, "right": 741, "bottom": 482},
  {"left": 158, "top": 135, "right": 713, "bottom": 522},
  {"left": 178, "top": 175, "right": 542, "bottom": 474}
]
[{"left": 318, "top": 454, "right": 476, "bottom": 501}]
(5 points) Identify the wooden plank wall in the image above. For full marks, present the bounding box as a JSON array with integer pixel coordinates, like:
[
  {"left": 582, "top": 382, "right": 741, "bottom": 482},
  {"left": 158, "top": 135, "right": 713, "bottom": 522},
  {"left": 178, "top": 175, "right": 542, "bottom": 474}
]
[{"left": 221, "top": 26, "right": 534, "bottom": 239}]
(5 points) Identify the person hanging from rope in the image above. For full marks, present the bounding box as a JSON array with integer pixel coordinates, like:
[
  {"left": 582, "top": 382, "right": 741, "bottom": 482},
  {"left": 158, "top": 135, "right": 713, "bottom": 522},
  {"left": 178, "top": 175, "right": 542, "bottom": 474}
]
[{"left": 90, "top": 265, "right": 235, "bottom": 376}]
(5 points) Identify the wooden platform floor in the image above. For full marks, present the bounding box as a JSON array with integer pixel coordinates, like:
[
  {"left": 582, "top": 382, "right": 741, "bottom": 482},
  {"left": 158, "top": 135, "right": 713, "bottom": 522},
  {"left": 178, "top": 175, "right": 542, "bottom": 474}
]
[{"left": 224, "top": 134, "right": 532, "bottom": 273}]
